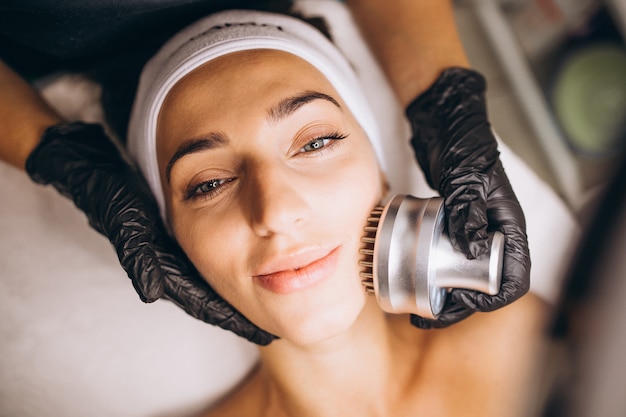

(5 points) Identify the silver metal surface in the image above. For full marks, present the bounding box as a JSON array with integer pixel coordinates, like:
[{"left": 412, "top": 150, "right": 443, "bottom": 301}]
[{"left": 361, "top": 194, "right": 504, "bottom": 319}]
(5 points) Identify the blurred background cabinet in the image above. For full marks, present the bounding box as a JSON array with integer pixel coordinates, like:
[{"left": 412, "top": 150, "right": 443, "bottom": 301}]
[{"left": 464, "top": 0, "right": 626, "bottom": 216}]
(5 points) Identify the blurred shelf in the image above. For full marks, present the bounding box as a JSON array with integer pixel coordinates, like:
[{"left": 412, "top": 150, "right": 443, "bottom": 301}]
[{"left": 471, "top": 0, "right": 625, "bottom": 213}]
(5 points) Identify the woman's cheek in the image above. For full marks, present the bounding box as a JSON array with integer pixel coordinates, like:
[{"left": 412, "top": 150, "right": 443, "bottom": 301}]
[
  {"left": 171, "top": 211, "right": 219, "bottom": 274},
  {"left": 338, "top": 153, "right": 382, "bottom": 205}
]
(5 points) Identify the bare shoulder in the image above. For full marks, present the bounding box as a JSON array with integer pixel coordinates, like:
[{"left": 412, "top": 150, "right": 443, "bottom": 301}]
[
  {"left": 381, "top": 293, "right": 553, "bottom": 416},
  {"left": 393, "top": 292, "right": 551, "bottom": 348},
  {"left": 466, "top": 292, "right": 551, "bottom": 339},
  {"left": 197, "top": 365, "right": 266, "bottom": 417},
  {"left": 441, "top": 292, "right": 552, "bottom": 364},
  {"left": 429, "top": 293, "right": 553, "bottom": 416}
]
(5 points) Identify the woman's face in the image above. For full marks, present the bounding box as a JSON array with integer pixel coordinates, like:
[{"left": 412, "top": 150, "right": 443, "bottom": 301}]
[{"left": 156, "top": 49, "right": 383, "bottom": 345}]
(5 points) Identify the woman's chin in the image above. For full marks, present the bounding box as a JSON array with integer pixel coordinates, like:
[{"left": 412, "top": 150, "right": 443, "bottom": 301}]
[
  {"left": 274, "top": 320, "right": 358, "bottom": 348},
  {"left": 269, "top": 293, "right": 371, "bottom": 347},
  {"left": 247, "top": 258, "right": 375, "bottom": 346}
]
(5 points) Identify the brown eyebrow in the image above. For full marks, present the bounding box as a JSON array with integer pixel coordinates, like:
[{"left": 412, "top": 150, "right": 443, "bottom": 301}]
[
  {"left": 165, "top": 132, "right": 228, "bottom": 183},
  {"left": 267, "top": 91, "right": 341, "bottom": 123},
  {"left": 165, "top": 91, "right": 341, "bottom": 183}
]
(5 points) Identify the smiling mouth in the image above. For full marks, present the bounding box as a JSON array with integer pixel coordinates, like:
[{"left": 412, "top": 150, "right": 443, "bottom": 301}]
[{"left": 252, "top": 247, "right": 341, "bottom": 294}]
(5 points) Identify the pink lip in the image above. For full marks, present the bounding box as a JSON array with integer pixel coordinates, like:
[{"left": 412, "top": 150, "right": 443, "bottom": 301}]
[{"left": 252, "top": 247, "right": 341, "bottom": 295}]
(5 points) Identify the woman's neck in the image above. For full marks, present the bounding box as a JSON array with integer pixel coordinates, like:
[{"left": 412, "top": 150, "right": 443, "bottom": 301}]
[
  {"left": 208, "top": 293, "right": 550, "bottom": 417},
  {"left": 255, "top": 297, "right": 430, "bottom": 417}
]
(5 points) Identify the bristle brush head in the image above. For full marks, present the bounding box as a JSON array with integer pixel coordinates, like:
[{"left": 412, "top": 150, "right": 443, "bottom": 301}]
[
  {"left": 360, "top": 206, "right": 384, "bottom": 295},
  {"left": 357, "top": 194, "right": 503, "bottom": 320}
]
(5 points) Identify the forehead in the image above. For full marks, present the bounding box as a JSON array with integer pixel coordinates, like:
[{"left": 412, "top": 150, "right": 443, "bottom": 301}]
[
  {"left": 156, "top": 49, "right": 342, "bottom": 152},
  {"left": 162, "top": 49, "right": 334, "bottom": 108},
  {"left": 157, "top": 49, "right": 338, "bottom": 136}
]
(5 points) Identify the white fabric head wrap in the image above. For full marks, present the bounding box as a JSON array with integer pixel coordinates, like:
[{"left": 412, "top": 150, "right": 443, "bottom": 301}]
[{"left": 127, "top": 9, "right": 384, "bottom": 220}]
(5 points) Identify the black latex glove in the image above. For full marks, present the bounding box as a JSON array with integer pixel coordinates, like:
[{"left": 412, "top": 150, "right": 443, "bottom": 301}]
[
  {"left": 25, "top": 121, "right": 276, "bottom": 345},
  {"left": 406, "top": 67, "right": 531, "bottom": 329}
]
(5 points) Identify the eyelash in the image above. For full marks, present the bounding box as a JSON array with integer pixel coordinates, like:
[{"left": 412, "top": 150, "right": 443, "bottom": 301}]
[
  {"left": 182, "top": 131, "right": 349, "bottom": 202},
  {"left": 182, "top": 178, "right": 234, "bottom": 202},
  {"left": 298, "top": 131, "right": 348, "bottom": 154}
]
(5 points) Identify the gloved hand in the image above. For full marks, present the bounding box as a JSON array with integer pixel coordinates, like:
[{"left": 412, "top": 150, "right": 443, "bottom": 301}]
[
  {"left": 26, "top": 121, "right": 276, "bottom": 345},
  {"left": 405, "top": 67, "right": 531, "bottom": 329}
]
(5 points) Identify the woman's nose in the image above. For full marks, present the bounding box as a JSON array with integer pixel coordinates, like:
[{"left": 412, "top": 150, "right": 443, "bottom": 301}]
[{"left": 246, "top": 166, "right": 310, "bottom": 237}]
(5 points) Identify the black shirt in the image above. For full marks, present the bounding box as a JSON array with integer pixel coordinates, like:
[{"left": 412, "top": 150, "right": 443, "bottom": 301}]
[
  {"left": 0, "top": 0, "right": 294, "bottom": 138},
  {"left": 0, "top": 0, "right": 292, "bottom": 77}
]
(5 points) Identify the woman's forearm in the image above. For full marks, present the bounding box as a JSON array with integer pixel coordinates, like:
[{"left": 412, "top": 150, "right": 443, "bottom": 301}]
[
  {"left": 346, "top": 0, "right": 470, "bottom": 107},
  {"left": 0, "top": 60, "right": 63, "bottom": 170}
]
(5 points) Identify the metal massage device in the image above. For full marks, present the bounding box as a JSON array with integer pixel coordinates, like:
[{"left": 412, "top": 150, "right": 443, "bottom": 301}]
[{"left": 360, "top": 194, "right": 504, "bottom": 319}]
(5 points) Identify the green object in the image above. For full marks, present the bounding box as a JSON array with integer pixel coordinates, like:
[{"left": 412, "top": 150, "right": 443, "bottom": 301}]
[{"left": 552, "top": 43, "right": 626, "bottom": 157}]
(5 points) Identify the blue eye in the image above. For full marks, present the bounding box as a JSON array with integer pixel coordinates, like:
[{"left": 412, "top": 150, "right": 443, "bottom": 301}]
[
  {"left": 198, "top": 179, "right": 222, "bottom": 193},
  {"left": 183, "top": 178, "right": 234, "bottom": 202},
  {"left": 301, "top": 138, "right": 330, "bottom": 152},
  {"left": 299, "top": 132, "right": 348, "bottom": 153}
]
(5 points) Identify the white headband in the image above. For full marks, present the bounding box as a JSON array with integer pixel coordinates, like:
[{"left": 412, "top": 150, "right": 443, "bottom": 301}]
[{"left": 127, "top": 9, "right": 384, "bottom": 220}]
